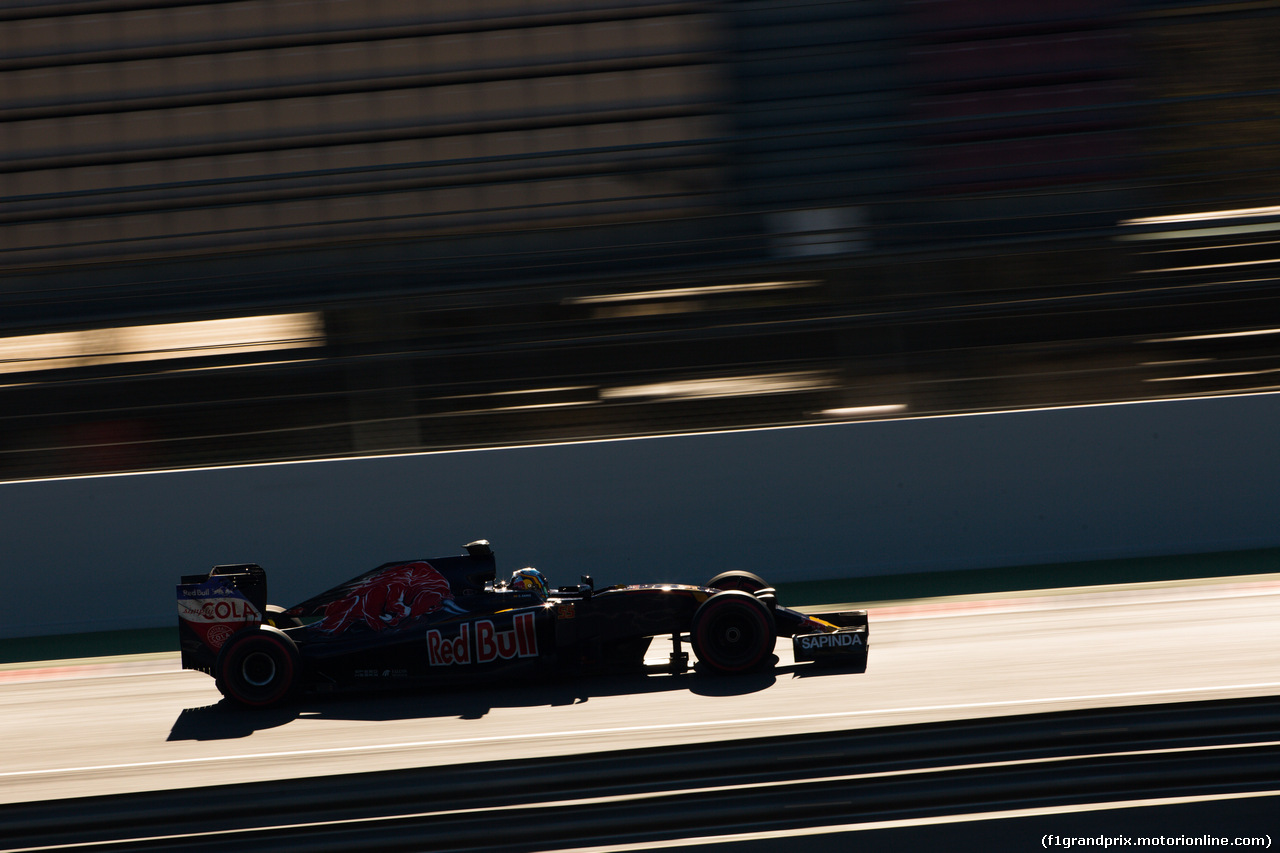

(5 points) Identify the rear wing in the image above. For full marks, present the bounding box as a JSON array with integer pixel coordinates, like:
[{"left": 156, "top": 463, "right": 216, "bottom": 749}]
[{"left": 176, "top": 564, "right": 267, "bottom": 673}]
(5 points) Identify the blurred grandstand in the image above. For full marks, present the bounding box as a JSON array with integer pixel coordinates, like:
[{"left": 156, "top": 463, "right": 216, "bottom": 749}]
[{"left": 2, "top": 0, "right": 1279, "bottom": 480}]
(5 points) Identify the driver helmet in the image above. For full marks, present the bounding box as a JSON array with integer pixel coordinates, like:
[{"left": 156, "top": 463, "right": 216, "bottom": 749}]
[{"left": 510, "top": 567, "right": 548, "bottom": 598}]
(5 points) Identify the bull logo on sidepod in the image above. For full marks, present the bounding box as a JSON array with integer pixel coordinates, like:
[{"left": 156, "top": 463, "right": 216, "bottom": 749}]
[{"left": 317, "top": 561, "right": 453, "bottom": 633}]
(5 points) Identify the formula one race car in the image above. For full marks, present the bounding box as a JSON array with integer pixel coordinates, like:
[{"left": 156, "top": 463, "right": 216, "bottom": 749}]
[{"left": 177, "top": 540, "right": 869, "bottom": 707}]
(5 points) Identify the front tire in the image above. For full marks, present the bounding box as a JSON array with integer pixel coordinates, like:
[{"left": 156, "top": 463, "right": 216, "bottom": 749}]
[
  {"left": 705, "top": 570, "right": 770, "bottom": 593},
  {"left": 691, "top": 590, "right": 776, "bottom": 674},
  {"left": 215, "top": 625, "right": 299, "bottom": 707}
]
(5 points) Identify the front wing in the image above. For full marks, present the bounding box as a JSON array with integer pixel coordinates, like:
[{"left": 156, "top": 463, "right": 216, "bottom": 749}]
[
  {"left": 792, "top": 626, "right": 868, "bottom": 664},
  {"left": 789, "top": 608, "right": 869, "bottom": 666}
]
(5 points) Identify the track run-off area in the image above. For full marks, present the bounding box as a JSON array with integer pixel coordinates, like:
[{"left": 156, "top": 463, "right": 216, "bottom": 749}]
[{"left": 2, "top": 572, "right": 1279, "bottom": 849}]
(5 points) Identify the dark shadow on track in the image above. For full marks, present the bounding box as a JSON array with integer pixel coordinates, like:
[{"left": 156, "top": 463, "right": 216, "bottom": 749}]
[
  {"left": 782, "top": 658, "right": 868, "bottom": 678},
  {"left": 168, "top": 702, "right": 300, "bottom": 740},
  {"left": 167, "top": 655, "right": 813, "bottom": 740}
]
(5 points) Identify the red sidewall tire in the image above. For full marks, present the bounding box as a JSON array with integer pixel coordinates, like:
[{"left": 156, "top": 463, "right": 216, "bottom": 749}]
[
  {"left": 691, "top": 590, "right": 776, "bottom": 674},
  {"left": 215, "top": 626, "right": 299, "bottom": 707}
]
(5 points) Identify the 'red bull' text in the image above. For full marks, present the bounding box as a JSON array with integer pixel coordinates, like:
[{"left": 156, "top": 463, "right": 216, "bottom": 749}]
[{"left": 426, "top": 612, "right": 538, "bottom": 666}]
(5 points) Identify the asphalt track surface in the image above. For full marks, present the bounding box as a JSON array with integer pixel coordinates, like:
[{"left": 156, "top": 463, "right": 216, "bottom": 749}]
[{"left": 3, "top": 574, "right": 1280, "bottom": 816}]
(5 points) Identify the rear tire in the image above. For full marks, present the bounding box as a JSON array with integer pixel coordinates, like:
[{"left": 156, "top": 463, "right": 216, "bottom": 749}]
[
  {"left": 691, "top": 590, "right": 776, "bottom": 674},
  {"left": 265, "top": 604, "right": 303, "bottom": 629},
  {"left": 215, "top": 626, "right": 299, "bottom": 707}
]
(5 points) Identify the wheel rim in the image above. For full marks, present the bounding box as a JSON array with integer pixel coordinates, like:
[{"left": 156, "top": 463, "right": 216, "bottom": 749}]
[
  {"left": 241, "top": 650, "right": 278, "bottom": 687},
  {"left": 704, "top": 608, "right": 764, "bottom": 667}
]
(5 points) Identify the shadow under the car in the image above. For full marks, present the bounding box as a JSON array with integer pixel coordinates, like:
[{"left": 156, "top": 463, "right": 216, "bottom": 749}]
[
  {"left": 782, "top": 659, "right": 868, "bottom": 678},
  {"left": 168, "top": 701, "right": 301, "bottom": 740},
  {"left": 167, "top": 660, "right": 805, "bottom": 740}
]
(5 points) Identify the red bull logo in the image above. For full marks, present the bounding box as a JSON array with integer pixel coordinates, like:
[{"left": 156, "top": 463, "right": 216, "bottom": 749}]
[
  {"left": 427, "top": 612, "right": 538, "bottom": 666},
  {"left": 317, "top": 561, "right": 452, "bottom": 634}
]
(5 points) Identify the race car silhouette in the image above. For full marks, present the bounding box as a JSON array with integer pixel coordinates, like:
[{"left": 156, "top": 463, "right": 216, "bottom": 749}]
[{"left": 177, "top": 540, "right": 869, "bottom": 707}]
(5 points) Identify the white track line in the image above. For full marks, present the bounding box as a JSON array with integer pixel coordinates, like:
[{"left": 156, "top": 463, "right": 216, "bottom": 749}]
[
  {"left": 548, "top": 790, "right": 1280, "bottom": 852},
  {"left": 5, "top": 681, "right": 1280, "bottom": 780}
]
